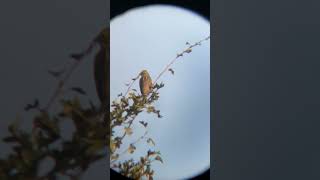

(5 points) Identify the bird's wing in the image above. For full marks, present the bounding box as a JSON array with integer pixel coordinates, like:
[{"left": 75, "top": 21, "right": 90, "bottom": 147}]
[{"left": 139, "top": 77, "right": 144, "bottom": 95}]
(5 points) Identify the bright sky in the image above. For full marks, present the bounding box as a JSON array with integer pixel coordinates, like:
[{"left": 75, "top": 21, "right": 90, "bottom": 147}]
[{"left": 110, "top": 5, "right": 210, "bottom": 180}]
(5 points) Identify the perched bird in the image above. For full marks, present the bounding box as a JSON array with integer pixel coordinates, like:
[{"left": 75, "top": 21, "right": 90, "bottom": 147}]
[{"left": 139, "top": 70, "right": 153, "bottom": 97}]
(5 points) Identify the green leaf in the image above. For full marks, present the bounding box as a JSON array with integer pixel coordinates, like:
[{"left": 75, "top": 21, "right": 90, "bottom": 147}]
[{"left": 168, "top": 68, "right": 174, "bottom": 75}]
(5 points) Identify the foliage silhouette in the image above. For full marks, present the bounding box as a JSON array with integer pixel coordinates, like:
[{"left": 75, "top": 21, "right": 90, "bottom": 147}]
[
  {"left": 0, "top": 27, "right": 109, "bottom": 180},
  {"left": 0, "top": 24, "right": 209, "bottom": 180}
]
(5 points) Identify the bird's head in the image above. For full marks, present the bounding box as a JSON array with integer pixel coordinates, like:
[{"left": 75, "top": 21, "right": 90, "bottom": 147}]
[{"left": 139, "top": 70, "right": 149, "bottom": 76}]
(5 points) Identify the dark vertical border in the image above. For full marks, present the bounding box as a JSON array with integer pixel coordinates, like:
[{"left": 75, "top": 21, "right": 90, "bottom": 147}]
[
  {"left": 211, "top": 1, "right": 215, "bottom": 179},
  {"left": 107, "top": 0, "right": 110, "bottom": 179}
]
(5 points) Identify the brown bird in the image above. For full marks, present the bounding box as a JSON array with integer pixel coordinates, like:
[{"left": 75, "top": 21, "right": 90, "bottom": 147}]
[{"left": 139, "top": 70, "right": 153, "bottom": 97}]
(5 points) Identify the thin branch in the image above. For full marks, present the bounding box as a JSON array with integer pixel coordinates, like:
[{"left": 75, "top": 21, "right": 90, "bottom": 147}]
[
  {"left": 111, "top": 130, "right": 148, "bottom": 164},
  {"left": 153, "top": 36, "right": 210, "bottom": 85},
  {"left": 44, "top": 30, "right": 102, "bottom": 111},
  {"left": 44, "top": 60, "right": 82, "bottom": 111},
  {"left": 122, "top": 36, "right": 210, "bottom": 97},
  {"left": 124, "top": 74, "right": 140, "bottom": 97}
]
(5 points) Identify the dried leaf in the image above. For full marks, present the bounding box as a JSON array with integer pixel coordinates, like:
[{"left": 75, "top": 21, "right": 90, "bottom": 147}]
[
  {"left": 155, "top": 156, "right": 163, "bottom": 163},
  {"left": 147, "top": 138, "right": 155, "bottom": 146},
  {"left": 24, "top": 99, "right": 39, "bottom": 111},
  {"left": 111, "top": 154, "right": 119, "bottom": 161},
  {"left": 125, "top": 127, "right": 133, "bottom": 136},
  {"left": 139, "top": 121, "right": 148, "bottom": 128},
  {"left": 128, "top": 144, "right": 136, "bottom": 154},
  {"left": 147, "top": 150, "right": 157, "bottom": 157},
  {"left": 185, "top": 48, "right": 192, "bottom": 53},
  {"left": 168, "top": 68, "right": 174, "bottom": 75},
  {"left": 71, "top": 87, "right": 87, "bottom": 95},
  {"left": 48, "top": 69, "right": 65, "bottom": 78}
]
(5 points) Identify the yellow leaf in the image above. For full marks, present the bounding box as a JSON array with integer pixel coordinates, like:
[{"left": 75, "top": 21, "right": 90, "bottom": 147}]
[
  {"left": 125, "top": 127, "right": 133, "bottom": 136},
  {"left": 111, "top": 154, "right": 119, "bottom": 161}
]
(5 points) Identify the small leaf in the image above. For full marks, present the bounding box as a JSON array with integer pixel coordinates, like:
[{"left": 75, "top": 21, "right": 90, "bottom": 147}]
[
  {"left": 48, "top": 69, "right": 65, "bottom": 78},
  {"left": 168, "top": 68, "right": 174, "bottom": 75},
  {"left": 185, "top": 48, "right": 192, "bottom": 53},
  {"left": 147, "top": 106, "right": 155, "bottom": 113},
  {"left": 159, "top": 82, "right": 164, "bottom": 89},
  {"left": 70, "top": 87, "right": 87, "bottom": 95},
  {"left": 139, "top": 121, "right": 148, "bottom": 128},
  {"left": 70, "top": 53, "right": 85, "bottom": 61},
  {"left": 147, "top": 138, "right": 155, "bottom": 146},
  {"left": 128, "top": 144, "right": 136, "bottom": 154},
  {"left": 24, "top": 99, "right": 39, "bottom": 111},
  {"left": 111, "top": 154, "right": 119, "bottom": 161},
  {"left": 140, "top": 157, "right": 146, "bottom": 164},
  {"left": 124, "top": 127, "right": 133, "bottom": 136},
  {"left": 155, "top": 156, "right": 163, "bottom": 163},
  {"left": 147, "top": 150, "right": 157, "bottom": 157}
]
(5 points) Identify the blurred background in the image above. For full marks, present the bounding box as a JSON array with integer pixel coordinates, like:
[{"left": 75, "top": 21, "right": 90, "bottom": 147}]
[{"left": 0, "top": 0, "right": 107, "bottom": 179}]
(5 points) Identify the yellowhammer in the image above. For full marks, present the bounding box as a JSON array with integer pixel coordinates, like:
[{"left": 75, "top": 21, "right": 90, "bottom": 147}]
[{"left": 139, "top": 70, "right": 153, "bottom": 97}]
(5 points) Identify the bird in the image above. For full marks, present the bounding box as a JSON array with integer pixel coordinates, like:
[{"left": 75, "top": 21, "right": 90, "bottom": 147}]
[{"left": 139, "top": 70, "right": 153, "bottom": 97}]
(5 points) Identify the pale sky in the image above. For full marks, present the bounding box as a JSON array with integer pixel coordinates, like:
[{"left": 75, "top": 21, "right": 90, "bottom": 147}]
[{"left": 110, "top": 5, "right": 210, "bottom": 179}]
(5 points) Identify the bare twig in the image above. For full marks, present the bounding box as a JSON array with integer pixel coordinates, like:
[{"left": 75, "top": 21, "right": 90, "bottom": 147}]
[
  {"left": 44, "top": 29, "right": 103, "bottom": 111},
  {"left": 153, "top": 36, "right": 210, "bottom": 85},
  {"left": 124, "top": 74, "right": 140, "bottom": 97},
  {"left": 44, "top": 60, "right": 82, "bottom": 111},
  {"left": 122, "top": 36, "right": 210, "bottom": 97},
  {"left": 111, "top": 130, "right": 148, "bottom": 164}
]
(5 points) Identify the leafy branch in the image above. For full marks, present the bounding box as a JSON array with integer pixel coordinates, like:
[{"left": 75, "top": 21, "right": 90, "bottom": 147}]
[
  {"left": 110, "top": 35, "right": 210, "bottom": 179},
  {"left": 0, "top": 27, "right": 108, "bottom": 180}
]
